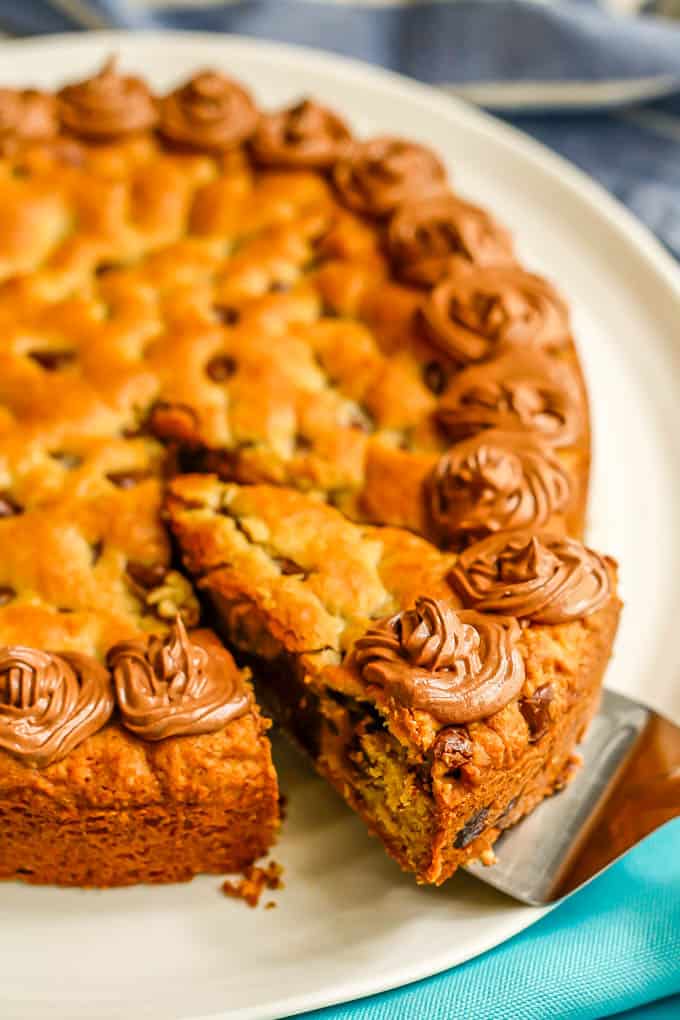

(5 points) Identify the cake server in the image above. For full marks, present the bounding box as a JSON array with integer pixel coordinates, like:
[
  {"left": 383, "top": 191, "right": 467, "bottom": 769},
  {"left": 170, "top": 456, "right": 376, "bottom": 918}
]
[{"left": 465, "top": 688, "right": 680, "bottom": 905}]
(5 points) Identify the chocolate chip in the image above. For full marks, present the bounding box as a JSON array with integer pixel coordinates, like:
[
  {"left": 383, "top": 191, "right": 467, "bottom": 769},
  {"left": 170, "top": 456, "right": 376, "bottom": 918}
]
[
  {"left": 206, "top": 355, "right": 238, "bottom": 382},
  {"left": 91, "top": 541, "right": 103, "bottom": 565},
  {"left": 0, "top": 586, "right": 16, "bottom": 606},
  {"left": 126, "top": 561, "right": 167, "bottom": 590},
  {"left": 326, "top": 688, "right": 352, "bottom": 708},
  {"left": 0, "top": 493, "right": 22, "bottom": 518},
  {"left": 520, "top": 684, "right": 555, "bottom": 742},
  {"left": 294, "top": 433, "right": 313, "bottom": 452},
  {"left": 363, "top": 703, "right": 387, "bottom": 733},
  {"left": 214, "top": 306, "right": 240, "bottom": 326},
  {"left": 423, "top": 361, "right": 448, "bottom": 395},
  {"left": 197, "top": 448, "right": 243, "bottom": 482},
  {"left": 433, "top": 727, "right": 473, "bottom": 770},
  {"left": 454, "top": 806, "right": 490, "bottom": 850},
  {"left": 106, "top": 470, "right": 152, "bottom": 489},
  {"left": 274, "top": 557, "right": 308, "bottom": 578},
  {"left": 50, "top": 451, "right": 82, "bottom": 469},
  {"left": 95, "top": 261, "right": 123, "bottom": 277},
  {"left": 28, "top": 350, "right": 77, "bottom": 371},
  {"left": 417, "top": 762, "right": 434, "bottom": 793},
  {"left": 327, "top": 489, "right": 344, "bottom": 509}
]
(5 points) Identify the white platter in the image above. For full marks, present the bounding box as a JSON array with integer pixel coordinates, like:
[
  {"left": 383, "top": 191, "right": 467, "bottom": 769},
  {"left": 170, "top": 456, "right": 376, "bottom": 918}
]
[{"left": 2, "top": 30, "right": 680, "bottom": 1020}]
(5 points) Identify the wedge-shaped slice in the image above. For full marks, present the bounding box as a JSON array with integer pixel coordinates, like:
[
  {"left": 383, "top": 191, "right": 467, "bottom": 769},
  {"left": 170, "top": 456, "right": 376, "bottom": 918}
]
[
  {"left": 0, "top": 614, "right": 278, "bottom": 888},
  {"left": 166, "top": 476, "right": 620, "bottom": 884}
]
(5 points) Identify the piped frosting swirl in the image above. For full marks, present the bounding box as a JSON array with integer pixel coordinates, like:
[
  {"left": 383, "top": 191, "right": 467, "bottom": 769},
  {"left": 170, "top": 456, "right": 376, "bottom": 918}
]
[
  {"left": 425, "top": 431, "right": 572, "bottom": 546},
  {"left": 0, "top": 647, "right": 113, "bottom": 768},
  {"left": 387, "top": 194, "right": 515, "bottom": 286},
  {"left": 251, "top": 98, "right": 351, "bottom": 168},
  {"left": 353, "top": 596, "right": 525, "bottom": 723},
  {"left": 107, "top": 617, "right": 250, "bottom": 740},
  {"left": 449, "top": 531, "right": 611, "bottom": 623},
  {"left": 420, "top": 265, "right": 570, "bottom": 365},
  {"left": 436, "top": 351, "right": 584, "bottom": 447},
  {"left": 333, "top": 137, "right": 447, "bottom": 217},
  {"left": 158, "top": 70, "right": 257, "bottom": 151},
  {"left": 58, "top": 58, "right": 157, "bottom": 139}
]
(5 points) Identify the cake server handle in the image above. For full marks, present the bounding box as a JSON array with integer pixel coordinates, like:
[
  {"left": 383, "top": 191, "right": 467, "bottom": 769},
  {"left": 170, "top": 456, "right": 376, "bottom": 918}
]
[
  {"left": 466, "top": 688, "right": 680, "bottom": 905},
  {"left": 552, "top": 701, "right": 680, "bottom": 899}
]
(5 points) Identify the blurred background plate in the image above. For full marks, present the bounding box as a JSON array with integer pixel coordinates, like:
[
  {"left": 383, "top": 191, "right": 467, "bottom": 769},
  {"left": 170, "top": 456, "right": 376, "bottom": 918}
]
[{"left": 1, "top": 30, "right": 680, "bottom": 1020}]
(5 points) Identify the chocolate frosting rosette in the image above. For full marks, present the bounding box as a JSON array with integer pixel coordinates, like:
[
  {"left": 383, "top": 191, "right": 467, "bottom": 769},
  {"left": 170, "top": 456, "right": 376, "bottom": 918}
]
[
  {"left": 353, "top": 596, "right": 525, "bottom": 723},
  {"left": 420, "top": 264, "right": 570, "bottom": 365},
  {"left": 436, "top": 351, "right": 585, "bottom": 447},
  {"left": 333, "top": 136, "right": 447, "bottom": 217},
  {"left": 387, "top": 194, "right": 515, "bottom": 286},
  {"left": 449, "top": 531, "right": 611, "bottom": 624},
  {"left": 0, "top": 646, "right": 114, "bottom": 767},
  {"left": 251, "top": 98, "right": 352, "bottom": 168},
  {"left": 425, "top": 431, "right": 572, "bottom": 546},
  {"left": 107, "top": 617, "right": 250, "bottom": 740},
  {"left": 58, "top": 58, "right": 158, "bottom": 139},
  {"left": 158, "top": 70, "right": 258, "bottom": 150}
]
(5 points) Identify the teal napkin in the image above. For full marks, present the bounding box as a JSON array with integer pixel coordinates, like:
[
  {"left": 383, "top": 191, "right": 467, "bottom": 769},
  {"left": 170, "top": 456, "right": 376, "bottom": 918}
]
[
  {"left": 297, "top": 819, "right": 680, "bottom": 1020},
  {"left": 623, "top": 998, "right": 680, "bottom": 1020}
]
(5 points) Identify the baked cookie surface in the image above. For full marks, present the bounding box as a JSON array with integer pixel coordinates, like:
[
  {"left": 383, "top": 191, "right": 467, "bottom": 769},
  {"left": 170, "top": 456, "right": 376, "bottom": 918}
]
[{"left": 0, "top": 59, "right": 615, "bottom": 887}]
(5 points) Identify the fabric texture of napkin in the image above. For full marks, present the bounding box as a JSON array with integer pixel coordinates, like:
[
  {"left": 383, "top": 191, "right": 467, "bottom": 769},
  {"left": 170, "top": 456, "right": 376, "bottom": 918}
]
[
  {"left": 301, "top": 820, "right": 680, "bottom": 1020},
  {"left": 2, "top": 2, "right": 680, "bottom": 1018}
]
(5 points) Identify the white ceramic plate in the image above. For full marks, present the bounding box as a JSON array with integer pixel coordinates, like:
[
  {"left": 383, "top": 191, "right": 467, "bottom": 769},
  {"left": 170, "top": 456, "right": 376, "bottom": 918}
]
[{"left": 2, "top": 31, "right": 680, "bottom": 1020}]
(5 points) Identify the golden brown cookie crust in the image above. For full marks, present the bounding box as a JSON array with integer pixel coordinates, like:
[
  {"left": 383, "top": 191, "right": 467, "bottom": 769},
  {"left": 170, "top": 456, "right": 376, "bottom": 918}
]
[
  {"left": 0, "top": 62, "right": 590, "bottom": 546},
  {"left": 0, "top": 60, "right": 614, "bottom": 888}
]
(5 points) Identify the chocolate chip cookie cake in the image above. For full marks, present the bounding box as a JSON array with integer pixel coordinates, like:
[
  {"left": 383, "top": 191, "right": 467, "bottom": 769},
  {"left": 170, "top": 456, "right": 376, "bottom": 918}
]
[{"left": 0, "top": 58, "right": 620, "bottom": 887}]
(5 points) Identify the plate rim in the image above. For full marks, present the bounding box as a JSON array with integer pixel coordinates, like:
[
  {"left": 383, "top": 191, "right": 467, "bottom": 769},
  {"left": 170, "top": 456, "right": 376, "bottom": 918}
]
[{"left": 1, "top": 29, "right": 679, "bottom": 1020}]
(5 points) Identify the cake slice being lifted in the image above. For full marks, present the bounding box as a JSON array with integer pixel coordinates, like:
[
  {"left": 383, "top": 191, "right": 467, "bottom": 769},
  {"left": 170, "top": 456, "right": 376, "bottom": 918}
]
[{"left": 166, "top": 476, "right": 620, "bottom": 884}]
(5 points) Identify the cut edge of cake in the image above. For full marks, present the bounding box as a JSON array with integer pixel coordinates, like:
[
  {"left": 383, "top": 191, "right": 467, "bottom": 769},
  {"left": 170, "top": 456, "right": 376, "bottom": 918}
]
[{"left": 165, "top": 475, "right": 621, "bottom": 884}]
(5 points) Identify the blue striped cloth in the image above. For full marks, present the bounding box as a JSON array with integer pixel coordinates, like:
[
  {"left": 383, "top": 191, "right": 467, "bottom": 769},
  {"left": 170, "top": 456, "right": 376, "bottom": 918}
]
[{"left": 3, "top": 3, "right": 680, "bottom": 1019}]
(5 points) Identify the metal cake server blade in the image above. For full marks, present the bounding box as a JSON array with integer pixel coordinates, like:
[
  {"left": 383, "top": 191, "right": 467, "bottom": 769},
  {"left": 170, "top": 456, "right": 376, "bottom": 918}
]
[{"left": 465, "top": 688, "right": 680, "bottom": 905}]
